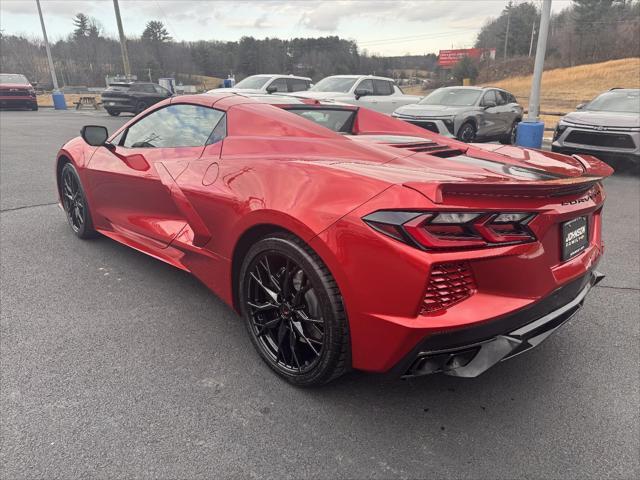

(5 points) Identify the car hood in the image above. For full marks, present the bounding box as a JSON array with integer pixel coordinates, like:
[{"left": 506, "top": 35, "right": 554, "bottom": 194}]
[
  {"left": 0, "top": 83, "right": 31, "bottom": 90},
  {"left": 562, "top": 110, "right": 640, "bottom": 128},
  {"left": 394, "top": 103, "right": 472, "bottom": 116}
]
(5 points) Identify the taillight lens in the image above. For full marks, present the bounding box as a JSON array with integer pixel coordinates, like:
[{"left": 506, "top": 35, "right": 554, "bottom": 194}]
[{"left": 363, "top": 210, "right": 536, "bottom": 250}]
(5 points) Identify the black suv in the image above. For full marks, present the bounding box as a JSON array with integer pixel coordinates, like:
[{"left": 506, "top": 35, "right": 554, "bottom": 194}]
[{"left": 101, "top": 82, "right": 172, "bottom": 116}]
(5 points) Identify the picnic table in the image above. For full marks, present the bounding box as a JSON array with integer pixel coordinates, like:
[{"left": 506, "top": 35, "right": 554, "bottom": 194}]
[{"left": 74, "top": 96, "right": 102, "bottom": 110}]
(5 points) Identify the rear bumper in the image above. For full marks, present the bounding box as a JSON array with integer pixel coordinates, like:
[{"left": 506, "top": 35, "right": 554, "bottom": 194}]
[{"left": 394, "top": 269, "right": 604, "bottom": 378}]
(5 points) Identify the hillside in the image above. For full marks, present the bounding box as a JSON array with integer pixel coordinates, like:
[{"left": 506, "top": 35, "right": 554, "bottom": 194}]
[{"left": 482, "top": 57, "right": 640, "bottom": 112}]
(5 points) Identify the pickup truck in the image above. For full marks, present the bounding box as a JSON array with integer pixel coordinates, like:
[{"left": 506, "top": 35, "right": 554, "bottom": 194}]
[{"left": 289, "top": 75, "right": 422, "bottom": 115}]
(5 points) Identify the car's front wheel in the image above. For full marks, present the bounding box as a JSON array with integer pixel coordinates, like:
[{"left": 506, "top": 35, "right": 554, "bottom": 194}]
[
  {"left": 106, "top": 109, "right": 120, "bottom": 116},
  {"left": 60, "top": 163, "right": 96, "bottom": 239},
  {"left": 457, "top": 122, "right": 476, "bottom": 142},
  {"left": 238, "top": 233, "right": 350, "bottom": 386}
]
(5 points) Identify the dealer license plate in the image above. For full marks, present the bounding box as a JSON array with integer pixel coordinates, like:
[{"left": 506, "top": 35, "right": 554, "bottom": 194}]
[{"left": 561, "top": 216, "right": 588, "bottom": 261}]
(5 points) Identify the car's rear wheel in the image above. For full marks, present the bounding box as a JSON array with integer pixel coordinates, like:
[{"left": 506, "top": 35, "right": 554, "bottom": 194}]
[
  {"left": 238, "top": 233, "right": 350, "bottom": 386},
  {"left": 106, "top": 109, "right": 120, "bottom": 116},
  {"left": 500, "top": 120, "right": 519, "bottom": 145},
  {"left": 60, "top": 163, "right": 96, "bottom": 239},
  {"left": 457, "top": 122, "right": 476, "bottom": 143}
]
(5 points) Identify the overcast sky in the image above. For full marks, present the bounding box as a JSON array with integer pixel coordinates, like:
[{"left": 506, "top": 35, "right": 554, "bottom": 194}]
[{"left": 0, "top": 0, "right": 572, "bottom": 56}]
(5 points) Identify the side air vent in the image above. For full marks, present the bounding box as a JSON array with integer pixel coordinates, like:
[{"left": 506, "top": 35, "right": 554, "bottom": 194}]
[
  {"left": 389, "top": 141, "right": 465, "bottom": 158},
  {"left": 421, "top": 262, "right": 477, "bottom": 315}
]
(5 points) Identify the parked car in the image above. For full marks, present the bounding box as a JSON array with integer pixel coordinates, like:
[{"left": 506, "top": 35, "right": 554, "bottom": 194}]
[
  {"left": 101, "top": 82, "right": 173, "bottom": 116},
  {"left": 55, "top": 92, "right": 612, "bottom": 386},
  {"left": 207, "top": 74, "right": 312, "bottom": 94},
  {"left": 0, "top": 73, "right": 38, "bottom": 111},
  {"left": 392, "top": 86, "right": 523, "bottom": 144},
  {"left": 552, "top": 88, "right": 640, "bottom": 162},
  {"left": 290, "top": 75, "right": 422, "bottom": 114}
]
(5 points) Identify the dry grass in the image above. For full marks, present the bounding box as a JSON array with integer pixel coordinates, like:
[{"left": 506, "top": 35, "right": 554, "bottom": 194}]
[
  {"left": 37, "top": 93, "right": 101, "bottom": 108},
  {"left": 482, "top": 57, "right": 640, "bottom": 116}
]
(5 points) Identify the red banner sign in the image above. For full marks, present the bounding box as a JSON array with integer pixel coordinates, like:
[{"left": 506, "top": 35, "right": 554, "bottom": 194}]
[{"left": 438, "top": 48, "right": 496, "bottom": 68}]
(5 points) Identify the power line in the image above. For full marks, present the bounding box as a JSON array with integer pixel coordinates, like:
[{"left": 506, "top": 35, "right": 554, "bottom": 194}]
[{"left": 359, "top": 29, "right": 480, "bottom": 47}]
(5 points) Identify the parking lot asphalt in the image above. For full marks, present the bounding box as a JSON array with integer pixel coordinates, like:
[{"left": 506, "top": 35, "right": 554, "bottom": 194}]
[{"left": 1, "top": 109, "right": 639, "bottom": 479}]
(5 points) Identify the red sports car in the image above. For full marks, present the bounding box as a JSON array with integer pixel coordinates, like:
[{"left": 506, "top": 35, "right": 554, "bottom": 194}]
[{"left": 56, "top": 92, "right": 612, "bottom": 386}]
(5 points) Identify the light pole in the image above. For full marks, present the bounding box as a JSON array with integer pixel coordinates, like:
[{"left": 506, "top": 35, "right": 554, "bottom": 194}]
[
  {"left": 35, "top": 0, "right": 66, "bottom": 109},
  {"left": 516, "top": 0, "right": 552, "bottom": 148},
  {"left": 113, "top": 0, "right": 132, "bottom": 78}
]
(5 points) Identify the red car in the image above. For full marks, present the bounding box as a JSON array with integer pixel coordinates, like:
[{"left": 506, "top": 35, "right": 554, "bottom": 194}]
[
  {"left": 56, "top": 93, "right": 612, "bottom": 386},
  {"left": 0, "top": 73, "right": 38, "bottom": 110}
]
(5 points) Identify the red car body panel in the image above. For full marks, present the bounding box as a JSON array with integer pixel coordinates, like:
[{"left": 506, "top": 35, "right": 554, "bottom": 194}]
[
  {"left": 56, "top": 93, "right": 613, "bottom": 375},
  {"left": 0, "top": 82, "right": 37, "bottom": 108}
]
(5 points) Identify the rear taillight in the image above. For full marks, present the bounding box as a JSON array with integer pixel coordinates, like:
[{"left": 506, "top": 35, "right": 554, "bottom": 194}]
[{"left": 363, "top": 210, "right": 536, "bottom": 250}]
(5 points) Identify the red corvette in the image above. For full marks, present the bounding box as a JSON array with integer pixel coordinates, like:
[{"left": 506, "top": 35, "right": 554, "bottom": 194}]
[{"left": 56, "top": 92, "right": 612, "bottom": 386}]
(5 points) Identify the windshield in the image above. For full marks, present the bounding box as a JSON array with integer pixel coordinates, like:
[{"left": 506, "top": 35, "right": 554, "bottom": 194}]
[
  {"left": 0, "top": 74, "right": 29, "bottom": 85},
  {"left": 286, "top": 108, "right": 355, "bottom": 133},
  {"left": 234, "top": 76, "right": 270, "bottom": 89},
  {"left": 585, "top": 91, "right": 640, "bottom": 113},
  {"left": 310, "top": 77, "right": 357, "bottom": 93},
  {"left": 419, "top": 88, "right": 482, "bottom": 106}
]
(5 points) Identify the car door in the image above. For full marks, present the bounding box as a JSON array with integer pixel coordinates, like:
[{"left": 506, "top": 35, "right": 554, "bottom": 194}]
[
  {"left": 479, "top": 90, "right": 501, "bottom": 138},
  {"left": 497, "top": 90, "right": 521, "bottom": 128},
  {"left": 265, "top": 78, "right": 288, "bottom": 93},
  {"left": 371, "top": 79, "right": 397, "bottom": 114},
  {"left": 85, "top": 103, "right": 225, "bottom": 247},
  {"left": 353, "top": 79, "right": 378, "bottom": 111},
  {"left": 287, "top": 78, "right": 311, "bottom": 92}
]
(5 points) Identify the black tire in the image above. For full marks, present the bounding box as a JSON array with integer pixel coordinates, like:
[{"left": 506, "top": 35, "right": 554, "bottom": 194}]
[
  {"left": 500, "top": 120, "right": 519, "bottom": 145},
  {"left": 238, "top": 233, "right": 350, "bottom": 386},
  {"left": 60, "top": 163, "right": 97, "bottom": 239},
  {"left": 106, "top": 109, "right": 120, "bottom": 116},
  {"left": 457, "top": 122, "right": 477, "bottom": 143}
]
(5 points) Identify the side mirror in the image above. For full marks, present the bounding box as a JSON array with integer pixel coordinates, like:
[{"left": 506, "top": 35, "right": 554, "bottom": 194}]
[
  {"left": 354, "top": 89, "right": 370, "bottom": 100},
  {"left": 483, "top": 101, "right": 497, "bottom": 109},
  {"left": 81, "top": 125, "right": 108, "bottom": 146},
  {"left": 266, "top": 85, "right": 278, "bottom": 94},
  {"left": 576, "top": 103, "right": 585, "bottom": 110}
]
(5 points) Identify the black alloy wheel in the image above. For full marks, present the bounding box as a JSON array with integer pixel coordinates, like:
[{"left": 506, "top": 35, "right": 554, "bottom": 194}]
[
  {"left": 60, "top": 163, "right": 96, "bottom": 239},
  {"left": 239, "top": 234, "right": 350, "bottom": 386},
  {"left": 457, "top": 122, "right": 477, "bottom": 143}
]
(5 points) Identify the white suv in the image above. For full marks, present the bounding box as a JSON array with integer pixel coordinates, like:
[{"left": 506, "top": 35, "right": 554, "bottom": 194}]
[
  {"left": 207, "top": 75, "right": 312, "bottom": 94},
  {"left": 289, "top": 75, "right": 422, "bottom": 115}
]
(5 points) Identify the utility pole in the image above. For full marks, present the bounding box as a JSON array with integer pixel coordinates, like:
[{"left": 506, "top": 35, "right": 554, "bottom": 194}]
[
  {"left": 503, "top": 3, "right": 511, "bottom": 61},
  {"left": 528, "top": 20, "right": 537, "bottom": 57},
  {"left": 113, "top": 0, "right": 131, "bottom": 78},
  {"left": 528, "top": 0, "right": 552, "bottom": 121},
  {"left": 35, "top": 0, "right": 66, "bottom": 109}
]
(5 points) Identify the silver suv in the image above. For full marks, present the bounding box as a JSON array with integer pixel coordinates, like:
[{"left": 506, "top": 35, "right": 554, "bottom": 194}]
[
  {"left": 552, "top": 88, "right": 640, "bottom": 161},
  {"left": 392, "top": 86, "right": 523, "bottom": 144}
]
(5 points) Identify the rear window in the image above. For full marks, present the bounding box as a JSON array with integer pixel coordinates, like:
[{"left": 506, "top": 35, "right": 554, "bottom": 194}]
[{"left": 286, "top": 108, "right": 355, "bottom": 133}]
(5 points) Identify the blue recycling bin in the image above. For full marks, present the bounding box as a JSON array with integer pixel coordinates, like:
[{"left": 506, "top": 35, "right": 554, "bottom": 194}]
[
  {"left": 52, "top": 90, "right": 67, "bottom": 110},
  {"left": 223, "top": 78, "right": 232, "bottom": 88},
  {"left": 516, "top": 120, "right": 544, "bottom": 148}
]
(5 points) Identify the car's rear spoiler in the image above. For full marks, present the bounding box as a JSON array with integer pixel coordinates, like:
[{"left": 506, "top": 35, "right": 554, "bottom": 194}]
[{"left": 405, "top": 176, "right": 607, "bottom": 204}]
